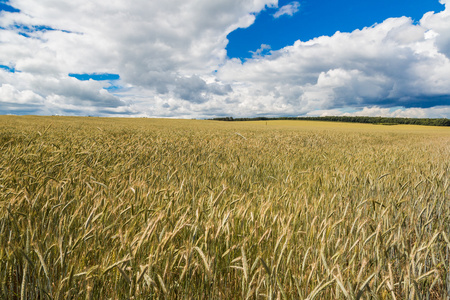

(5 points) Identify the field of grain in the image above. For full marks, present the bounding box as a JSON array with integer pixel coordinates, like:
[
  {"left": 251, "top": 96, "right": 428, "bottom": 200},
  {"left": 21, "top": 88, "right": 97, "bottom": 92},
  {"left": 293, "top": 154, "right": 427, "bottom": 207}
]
[{"left": 0, "top": 116, "right": 449, "bottom": 299}]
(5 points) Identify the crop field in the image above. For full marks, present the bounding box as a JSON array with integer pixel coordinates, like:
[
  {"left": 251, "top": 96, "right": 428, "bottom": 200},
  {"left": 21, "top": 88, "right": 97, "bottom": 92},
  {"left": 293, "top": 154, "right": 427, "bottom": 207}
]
[{"left": 0, "top": 115, "right": 449, "bottom": 299}]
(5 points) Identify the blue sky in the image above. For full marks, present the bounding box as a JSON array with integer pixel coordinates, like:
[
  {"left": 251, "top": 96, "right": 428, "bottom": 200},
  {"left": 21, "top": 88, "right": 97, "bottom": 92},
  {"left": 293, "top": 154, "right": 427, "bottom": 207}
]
[
  {"left": 227, "top": 0, "right": 445, "bottom": 59},
  {"left": 0, "top": 2, "right": 19, "bottom": 13},
  {"left": 1, "top": 0, "right": 450, "bottom": 118}
]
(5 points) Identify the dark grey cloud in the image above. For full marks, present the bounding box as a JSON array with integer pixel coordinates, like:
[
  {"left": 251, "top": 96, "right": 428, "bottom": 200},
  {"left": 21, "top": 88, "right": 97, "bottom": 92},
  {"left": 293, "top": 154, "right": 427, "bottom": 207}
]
[{"left": 173, "top": 75, "right": 233, "bottom": 103}]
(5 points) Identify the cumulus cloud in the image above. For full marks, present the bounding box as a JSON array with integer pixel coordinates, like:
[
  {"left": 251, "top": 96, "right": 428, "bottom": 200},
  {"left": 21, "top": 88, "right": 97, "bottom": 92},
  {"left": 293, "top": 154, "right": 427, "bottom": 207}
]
[
  {"left": 0, "top": 84, "right": 44, "bottom": 105},
  {"left": 273, "top": 2, "right": 301, "bottom": 18},
  {"left": 0, "top": 0, "right": 276, "bottom": 116},
  {"left": 250, "top": 44, "right": 272, "bottom": 58},
  {"left": 0, "top": 0, "right": 449, "bottom": 118},
  {"left": 217, "top": 11, "right": 450, "bottom": 118}
]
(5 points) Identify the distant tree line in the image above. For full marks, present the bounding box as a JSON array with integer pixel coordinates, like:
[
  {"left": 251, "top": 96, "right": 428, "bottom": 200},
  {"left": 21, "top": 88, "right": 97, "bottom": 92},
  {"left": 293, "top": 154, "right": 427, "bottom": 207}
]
[{"left": 210, "top": 116, "right": 450, "bottom": 126}]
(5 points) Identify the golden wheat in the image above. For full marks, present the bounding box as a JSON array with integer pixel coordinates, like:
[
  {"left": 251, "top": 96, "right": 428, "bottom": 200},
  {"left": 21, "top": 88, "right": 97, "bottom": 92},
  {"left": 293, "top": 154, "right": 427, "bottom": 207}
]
[{"left": 0, "top": 115, "right": 449, "bottom": 299}]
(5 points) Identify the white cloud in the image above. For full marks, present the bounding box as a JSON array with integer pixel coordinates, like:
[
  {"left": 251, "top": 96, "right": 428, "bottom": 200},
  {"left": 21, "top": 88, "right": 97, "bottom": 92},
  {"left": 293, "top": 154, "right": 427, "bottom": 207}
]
[
  {"left": 0, "top": 84, "right": 44, "bottom": 105},
  {"left": 273, "top": 2, "right": 301, "bottom": 18},
  {"left": 420, "top": 2, "right": 450, "bottom": 59},
  {"left": 217, "top": 11, "right": 450, "bottom": 118},
  {"left": 0, "top": 0, "right": 276, "bottom": 116},
  {"left": 250, "top": 44, "right": 272, "bottom": 58}
]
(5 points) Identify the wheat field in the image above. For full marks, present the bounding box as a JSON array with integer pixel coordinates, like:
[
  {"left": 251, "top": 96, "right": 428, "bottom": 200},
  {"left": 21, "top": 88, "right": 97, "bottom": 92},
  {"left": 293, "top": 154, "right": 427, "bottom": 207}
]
[{"left": 0, "top": 116, "right": 449, "bottom": 299}]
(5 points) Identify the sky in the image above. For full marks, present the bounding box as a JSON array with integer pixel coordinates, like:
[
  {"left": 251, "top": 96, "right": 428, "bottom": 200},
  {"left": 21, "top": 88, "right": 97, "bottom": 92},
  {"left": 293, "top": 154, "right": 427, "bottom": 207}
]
[{"left": 1, "top": 0, "right": 450, "bottom": 118}]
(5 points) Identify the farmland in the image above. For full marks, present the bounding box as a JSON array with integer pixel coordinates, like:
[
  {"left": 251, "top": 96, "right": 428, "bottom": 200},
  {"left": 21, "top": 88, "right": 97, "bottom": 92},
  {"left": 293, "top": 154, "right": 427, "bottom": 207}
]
[{"left": 0, "top": 116, "right": 449, "bottom": 299}]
